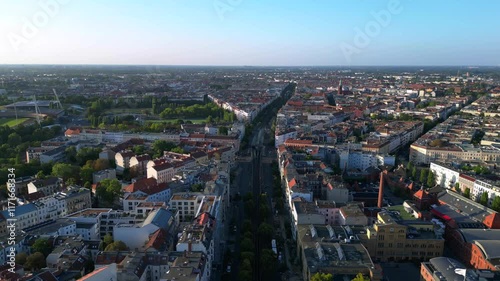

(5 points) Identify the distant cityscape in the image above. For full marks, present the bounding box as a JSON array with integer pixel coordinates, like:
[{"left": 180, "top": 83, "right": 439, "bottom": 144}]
[{"left": 0, "top": 65, "right": 499, "bottom": 281}]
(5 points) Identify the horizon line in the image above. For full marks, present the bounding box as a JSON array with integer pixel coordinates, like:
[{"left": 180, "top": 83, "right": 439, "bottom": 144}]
[{"left": 1, "top": 64, "right": 499, "bottom": 68}]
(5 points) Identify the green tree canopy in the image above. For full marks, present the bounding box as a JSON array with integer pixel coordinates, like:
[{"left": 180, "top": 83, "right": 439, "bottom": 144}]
[
  {"left": 16, "top": 252, "right": 28, "bottom": 265},
  {"left": 480, "top": 192, "right": 489, "bottom": 207},
  {"left": 311, "top": 272, "right": 334, "bottom": 281},
  {"left": 32, "top": 238, "right": 53, "bottom": 257},
  {"left": 427, "top": 171, "right": 436, "bottom": 187},
  {"left": 104, "top": 240, "right": 129, "bottom": 251},
  {"left": 96, "top": 178, "right": 122, "bottom": 204},
  {"left": 419, "top": 168, "right": 429, "bottom": 184},
  {"left": 257, "top": 222, "right": 274, "bottom": 242},
  {"left": 352, "top": 273, "right": 370, "bottom": 281},
  {"left": 464, "top": 188, "right": 471, "bottom": 199},
  {"left": 491, "top": 196, "right": 500, "bottom": 212},
  {"left": 103, "top": 233, "right": 113, "bottom": 246},
  {"left": 25, "top": 252, "right": 46, "bottom": 271},
  {"left": 52, "top": 163, "right": 79, "bottom": 182}
]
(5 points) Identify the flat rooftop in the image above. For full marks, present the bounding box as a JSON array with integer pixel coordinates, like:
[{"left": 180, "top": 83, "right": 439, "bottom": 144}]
[{"left": 67, "top": 208, "right": 111, "bottom": 217}]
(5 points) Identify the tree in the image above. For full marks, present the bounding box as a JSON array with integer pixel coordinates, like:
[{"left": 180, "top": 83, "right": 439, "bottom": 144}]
[
  {"left": 80, "top": 166, "right": 95, "bottom": 185},
  {"left": 240, "top": 251, "right": 255, "bottom": 265},
  {"left": 52, "top": 163, "right": 78, "bottom": 182},
  {"left": 103, "top": 233, "right": 113, "bottom": 247},
  {"left": 406, "top": 162, "right": 413, "bottom": 172},
  {"left": 219, "top": 126, "right": 229, "bottom": 135},
  {"left": 419, "top": 168, "right": 428, "bottom": 185},
  {"left": 16, "top": 252, "right": 28, "bottom": 265},
  {"left": 35, "top": 170, "right": 45, "bottom": 179},
  {"left": 93, "top": 158, "right": 110, "bottom": 171},
  {"left": 152, "top": 139, "right": 176, "bottom": 158},
  {"left": 104, "top": 240, "right": 128, "bottom": 251},
  {"left": 455, "top": 182, "right": 460, "bottom": 192},
  {"left": 491, "top": 196, "right": 500, "bottom": 212},
  {"left": 240, "top": 238, "right": 254, "bottom": 252},
  {"left": 132, "top": 145, "right": 145, "bottom": 155},
  {"left": 427, "top": 171, "right": 436, "bottom": 188},
  {"left": 411, "top": 167, "right": 418, "bottom": 179},
  {"left": 258, "top": 222, "right": 274, "bottom": 242},
  {"left": 171, "top": 146, "right": 184, "bottom": 154},
  {"left": 260, "top": 249, "right": 276, "bottom": 278},
  {"left": 480, "top": 192, "right": 489, "bottom": 207},
  {"left": 7, "top": 132, "right": 22, "bottom": 146},
  {"left": 25, "top": 252, "right": 46, "bottom": 271},
  {"left": 239, "top": 270, "right": 252, "bottom": 281},
  {"left": 96, "top": 178, "right": 122, "bottom": 204},
  {"left": 311, "top": 272, "right": 334, "bottom": 281},
  {"left": 352, "top": 273, "right": 370, "bottom": 281},
  {"left": 76, "top": 147, "right": 101, "bottom": 166},
  {"left": 464, "top": 188, "right": 471, "bottom": 199},
  {"left": 32, "top": 238, "right": 53, "bottom": 257},
  {"left": 190, "top": 184, "right": 203, "bottom": 192},
  {"left": 65, "top": 146, "right": 77, "bottom": 163}
]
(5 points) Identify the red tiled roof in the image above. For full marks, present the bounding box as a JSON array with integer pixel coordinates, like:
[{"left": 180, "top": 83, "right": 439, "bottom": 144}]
[
  {"left": 413, "top": 189, "right": 425, "bottom": 200},
  {"left": 133, "top": 154, "right": 151, "bottom": 162},
  {"left": 284, "top": 139, "right": 313, "bottom": 145},
  {"left": 24, "top": 191, "right": 46, "bottom": 201},
  {"left": 144, "top": 228, "right": 167, "bottom": 250},
  {"left": 153, "top": 162, "right": 173, "bottom": 171},
  {"left": 65, "top": 127, "right": 81, "bottom": 135},
  {"left": 459, "top": 174, "right": 476, "bottom": 182},
  {"left": 124, "top": 177, "right": 169, "bottom": 195}
]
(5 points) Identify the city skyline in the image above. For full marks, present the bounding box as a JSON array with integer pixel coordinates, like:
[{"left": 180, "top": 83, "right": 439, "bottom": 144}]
[{"left": 1, "top": 0, "right": 499, "bottom": 66}]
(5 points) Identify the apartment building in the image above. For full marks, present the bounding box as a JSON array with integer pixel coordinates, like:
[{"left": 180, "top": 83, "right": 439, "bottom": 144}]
[
  {"left": 297, "top": 224, "right": 382, "bottom": 281},
  {"left": 359, "top": 212, "right": 445, "bottom": 262},
  {"left": 27, "top": 177, "right": 62, "bottom": 195}
]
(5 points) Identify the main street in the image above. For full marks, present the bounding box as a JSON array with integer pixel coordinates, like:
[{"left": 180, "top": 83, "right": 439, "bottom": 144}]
[{"left": 224, "top": 82, "right": 294, "bottom": 280}]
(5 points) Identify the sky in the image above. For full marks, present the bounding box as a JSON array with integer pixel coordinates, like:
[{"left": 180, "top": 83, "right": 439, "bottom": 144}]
[{"left": 0, "top": 0, "right": 499, "bottom": 66}]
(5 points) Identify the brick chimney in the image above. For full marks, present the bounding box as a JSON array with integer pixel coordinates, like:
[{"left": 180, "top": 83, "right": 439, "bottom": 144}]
[{"left": 377, "top": 171, "right": 384, "bottom": 208}]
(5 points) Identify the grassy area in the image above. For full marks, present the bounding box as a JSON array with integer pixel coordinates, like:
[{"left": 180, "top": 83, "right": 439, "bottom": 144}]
[
  {"left": 0, "top": 118, "right": 29, "bottom": 127},
  {"left": 387, "top": 205, "right": 418, "bottom": 220}
]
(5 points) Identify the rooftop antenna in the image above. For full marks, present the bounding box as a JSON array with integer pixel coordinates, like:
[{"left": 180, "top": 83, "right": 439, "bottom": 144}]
[
  {"left": 33, "top": 95, "right": 41, "bottom": 125},
  {"left": 53, "top": 88, "right": 62, "bottom": 109}
]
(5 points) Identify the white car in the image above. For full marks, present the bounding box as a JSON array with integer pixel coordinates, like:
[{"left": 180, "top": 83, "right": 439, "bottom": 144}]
[{"left": 226, "top": 265, "right": 231, "bottom": 273}]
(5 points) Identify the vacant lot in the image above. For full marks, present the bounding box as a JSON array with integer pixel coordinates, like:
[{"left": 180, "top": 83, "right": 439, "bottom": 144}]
[{"left": 0, "top": 118, "right": 29, "bottom": 127}]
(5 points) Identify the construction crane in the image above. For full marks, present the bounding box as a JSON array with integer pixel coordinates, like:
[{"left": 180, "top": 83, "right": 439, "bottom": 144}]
[
  {"left": 52, "top": 88, "right": 62, "bottom": 109},
  {"left": 33, "top": 95, "right": 41, "bottom": 125}
]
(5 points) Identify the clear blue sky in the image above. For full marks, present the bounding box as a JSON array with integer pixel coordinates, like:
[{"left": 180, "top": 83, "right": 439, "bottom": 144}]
[{"left": 1, "top": 0, "right": 499, "bottom": 66}]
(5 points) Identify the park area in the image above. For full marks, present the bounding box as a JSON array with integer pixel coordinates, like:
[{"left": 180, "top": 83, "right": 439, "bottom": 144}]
[{"left": 0, "top": 118, "right": 29, "bottom": 127}]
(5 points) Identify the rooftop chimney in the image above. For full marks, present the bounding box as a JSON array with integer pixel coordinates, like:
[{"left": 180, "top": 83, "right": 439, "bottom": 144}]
[{"left": 377, "top": 171, "right": 385, "bottom": 208}]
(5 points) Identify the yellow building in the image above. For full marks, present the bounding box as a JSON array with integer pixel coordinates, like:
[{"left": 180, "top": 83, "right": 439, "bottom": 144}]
[{"left": 358, "top": 212, "right": 445, "bottom": 262}]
